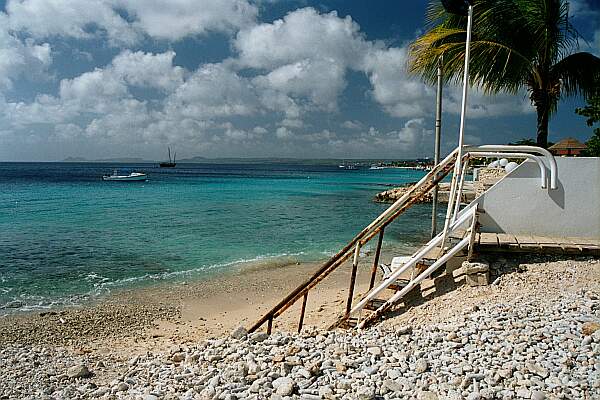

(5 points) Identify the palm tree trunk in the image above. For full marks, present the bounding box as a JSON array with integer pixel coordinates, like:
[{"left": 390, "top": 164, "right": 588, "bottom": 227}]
[
  {"left": 536, "top": 106, "right": 549, "bottom": 148},
  {"left": 532, "top": 89, "right": 549, "bottom": 148}
]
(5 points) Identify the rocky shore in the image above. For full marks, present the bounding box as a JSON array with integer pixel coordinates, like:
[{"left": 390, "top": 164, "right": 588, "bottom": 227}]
[
  {"left": 1, "top": 256, "right": 598, "bottom": 399},
  {"left": 373, "top": 182, "right": 475, "bottom": 204},
  {"left": 373, "top": 167, "right": 506, "bottom": 204}
]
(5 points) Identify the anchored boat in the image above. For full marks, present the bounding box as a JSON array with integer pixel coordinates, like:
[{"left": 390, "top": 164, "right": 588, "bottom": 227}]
[
  {"left": 160, "top": 147, "right": 176, "bottom": 168},
  {"left": 102, "top": 170, "right": 147, "bottom": 181}
]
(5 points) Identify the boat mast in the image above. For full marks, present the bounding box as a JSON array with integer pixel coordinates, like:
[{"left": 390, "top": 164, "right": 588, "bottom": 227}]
[{"left": 168, "top": 147, "right": 172, "bottom": 163}]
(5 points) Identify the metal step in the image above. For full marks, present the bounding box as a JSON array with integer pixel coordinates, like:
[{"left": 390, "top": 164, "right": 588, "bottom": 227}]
[
  {"left": 337, "top": 317, "right": 359, "bottom": 329},
  {"left": 388, "top": 278, "right": 410, "bottom": 291},
  {"left": 364, "top": 298, "right": 387, "bottom": 311}
]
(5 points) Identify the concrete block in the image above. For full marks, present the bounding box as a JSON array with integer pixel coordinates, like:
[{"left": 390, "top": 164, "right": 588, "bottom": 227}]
[
  {"left": 465, "top": 271, "right": 490, "bottom": 286},
  {"left": 462, "top": 260, "right": 489, "bottom": 274}
]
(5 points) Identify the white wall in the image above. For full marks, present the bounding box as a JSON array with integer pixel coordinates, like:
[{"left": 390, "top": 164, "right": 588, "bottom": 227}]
[{"left": 473, "top": 158, "right": 600, "bottom": 238}]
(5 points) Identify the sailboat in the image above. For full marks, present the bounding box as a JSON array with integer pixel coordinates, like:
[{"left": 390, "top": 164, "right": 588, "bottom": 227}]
[{"left": 159, "top": 147, "right": 176, "bottom": 168}]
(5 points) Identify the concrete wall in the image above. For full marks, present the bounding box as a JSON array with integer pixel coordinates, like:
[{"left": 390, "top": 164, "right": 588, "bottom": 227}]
[{"left": 473, "top": 157, "right": 600, "bottom": 239}]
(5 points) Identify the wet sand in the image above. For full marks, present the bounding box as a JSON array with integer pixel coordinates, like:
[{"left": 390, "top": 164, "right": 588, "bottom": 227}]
[{"left": 0, "top": 256, "right": 377, "bottom": 357}]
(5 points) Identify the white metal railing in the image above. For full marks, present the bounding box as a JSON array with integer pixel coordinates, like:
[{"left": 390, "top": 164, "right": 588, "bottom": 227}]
[
  {"left": 464, "top": 145, "right": 558, "bottom": 189},
  {"left": 350, "top": 205, "right": 477, "bottom": 318},
  {"left": 442, "top": 145, "right": 558, "bottom": 247},
  {"left": 347, "top": 144, "right": 558, "bottom": 328},
  {"left": 468, "top": 152, "right": 548, "bottom": 188}
]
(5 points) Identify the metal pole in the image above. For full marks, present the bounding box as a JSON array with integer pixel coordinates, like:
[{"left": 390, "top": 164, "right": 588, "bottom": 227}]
[
  {"left": 440, "top": 4, "right": 473, "bottom": 253},
  {"left": 297, "top": 292, "right": 308, "bottom": 333},
  {"left": 431, "top": 55, "right": 443, "bottom": 238},
  {"left": 345, "top": 244, "right": 360, "bottom": 317},
  {"left": 368, "top": 229, "right": 385, "bottom": 290}
]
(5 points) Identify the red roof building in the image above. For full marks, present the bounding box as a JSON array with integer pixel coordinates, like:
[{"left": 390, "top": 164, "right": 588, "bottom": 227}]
[{"left": 549, "top": 137, "right": 587, "bottom": 156}]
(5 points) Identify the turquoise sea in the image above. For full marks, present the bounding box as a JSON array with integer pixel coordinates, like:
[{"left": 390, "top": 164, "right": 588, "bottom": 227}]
[{"left": 0, "top": 162, "right": 437, "bottom": 313}]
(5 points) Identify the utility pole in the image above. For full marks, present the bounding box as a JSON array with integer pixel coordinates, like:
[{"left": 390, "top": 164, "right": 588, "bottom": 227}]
[
  {"left": 431, "top": 55, "right": 443, "bottom": 238},
  {"left": 439, "top": 0, "right": 473, "bottom": 252}
]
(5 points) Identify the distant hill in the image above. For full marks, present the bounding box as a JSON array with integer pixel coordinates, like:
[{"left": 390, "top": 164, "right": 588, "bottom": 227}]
[
  {"left": 62, "top": 157, "right": 151, "bottom": 163},
  {"left": 177, "top": 156, "right": 207, "bottom": 163},
  {"left": 62, "top": 157, "right": 88, "bottom": 162},
  {"left": 61, "top": 156, "right": 431, "bottom": 165}
]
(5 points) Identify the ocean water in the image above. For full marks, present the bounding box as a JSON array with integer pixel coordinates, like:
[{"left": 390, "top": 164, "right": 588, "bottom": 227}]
[{"left": 0, "top": 162, "right": 438, "bottom": 312}]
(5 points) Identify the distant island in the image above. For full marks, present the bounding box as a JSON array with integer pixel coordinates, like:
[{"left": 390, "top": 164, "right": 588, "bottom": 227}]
[
  {"left": 62, "top": 157, "right": 152, "bottom": 163},
  {"left": 61, "top": 155, "right": 433, "bottom": 166}
]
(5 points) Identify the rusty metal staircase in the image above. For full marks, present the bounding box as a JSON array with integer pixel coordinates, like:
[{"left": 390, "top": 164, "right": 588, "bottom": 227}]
[
  {"left": 246, "top": 148, "right": 461, "bottom": 335},
  {"left": 333, "top": 203, "right": 479, "bottom": 329},
  {"left": 246, "top": 145, "right": 557, "bottom": 335}
]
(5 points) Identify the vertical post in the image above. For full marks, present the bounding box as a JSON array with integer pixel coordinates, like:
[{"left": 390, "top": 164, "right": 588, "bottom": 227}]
[
  {"left": 267, "top": 316, "right": 273, "bottom": 335},
  {"left": 369, "top": 229, "right": 385, "bottom": 290},
  {"left": 431, "top": 55, "right": 443, "bottom": 238},
  {"left": 452, "top": 157, "right": 469, "bottom": 222},
  {"left": 345, "top": 244, "right": 360, "bottom": 317},
  {"left": 467, "top": 206, "right": 478, "bottom": 260},
  {"left": 440, "top": 4, "right": 473, "bottom": 254},
  {"left": 297, "top": 292, "right": 308, "bottom": 333}
]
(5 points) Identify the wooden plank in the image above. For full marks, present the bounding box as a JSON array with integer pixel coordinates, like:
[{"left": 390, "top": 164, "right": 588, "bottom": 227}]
[
  {"left": 533, "top": 236, "right": 559, "bottom": 245},
  {"left": 518, "top": 235, "right": 543, "bottom": 250},
  {"left": 560, "top": 237, "right": 584, "bottom": 252},
  {"left": 496, "top": 233, "right": 515, "bottom": 249},
  {"left": 479, "top": 233, "right": 498, "bottom": 246}
]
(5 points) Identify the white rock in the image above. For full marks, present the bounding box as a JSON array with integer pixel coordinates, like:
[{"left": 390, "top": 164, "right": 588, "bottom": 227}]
[
  {"left": 231, "top": 326, "right": 248, "bottom": 339},
  {"left": 67, "top": 364, "right": 91, "bottom": 379}
]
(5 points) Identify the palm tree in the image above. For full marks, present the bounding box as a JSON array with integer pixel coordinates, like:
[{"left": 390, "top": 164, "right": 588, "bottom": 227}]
[{"left": 409, "top": 0, "right": 600, "bottom": 148}]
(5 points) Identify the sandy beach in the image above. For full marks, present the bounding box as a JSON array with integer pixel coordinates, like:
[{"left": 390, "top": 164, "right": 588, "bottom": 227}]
[{"left": 0, "top": 256, "right": 376, "bottom": 356}]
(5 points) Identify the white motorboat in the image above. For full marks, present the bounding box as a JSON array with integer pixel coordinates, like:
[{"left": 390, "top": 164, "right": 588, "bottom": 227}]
[{"left": 102, "top": 170, "right": 147, "bottom": 181}]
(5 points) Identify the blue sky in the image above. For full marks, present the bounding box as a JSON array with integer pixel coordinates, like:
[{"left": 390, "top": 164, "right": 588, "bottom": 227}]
[{"left": 0, "top": 0, "right": 598, "bottom": 161}]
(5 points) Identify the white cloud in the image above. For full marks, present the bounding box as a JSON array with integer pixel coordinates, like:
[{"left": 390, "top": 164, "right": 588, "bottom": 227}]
[
  {"left": 276, "top": 126, "right": 293, "bottom": 139},
  {"left": 234, "top": 7, "right": 373, "bottom": 113},
  {"left": 342, "top": 120, "right": 362, "bottom": 129},
  {"left": 0, "top": 13, "right": 52, "bottom": 89},
  {"left": 234, "top": 7, "right": 371, "bottom": 70},
  {"left": 7, "top": 0, "right": 139, "bottom": 45},
  {"left": 121, "top": 0, "right": 257, "bottom": 41},
  {"left": 2, "top": 50, "right": 184, "bottom": 133},
  {"left": 445, "top": 86, "right": 532, "bottom": 118},
  {"left": 252, "top": 126, "right": 268, "bottom": 135},
  {"left": 363, "top": 47, "right": 434, "bottom": 118},
  {"left": 280, "top": 118, "right": 303, "bottom": 128},
  {"left": 6, "top": 0, "right": 257, "bottom": 44},
  {"left": 164, "top": 63, "right": 259, "bottom": 119},
  {"left": 111, "top": 51, "right": 185, "bottom": 91},
  {"left": 253, "top": 59, "right": 346, "bottom": 112},
  {"left": 363, "top": 45, "right": 533, "bottom": 119}
]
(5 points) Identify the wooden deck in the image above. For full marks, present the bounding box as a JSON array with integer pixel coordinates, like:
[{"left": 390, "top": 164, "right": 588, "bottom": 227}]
[{"left": 475, "top": 233, "right": 600, "bottom": 255}]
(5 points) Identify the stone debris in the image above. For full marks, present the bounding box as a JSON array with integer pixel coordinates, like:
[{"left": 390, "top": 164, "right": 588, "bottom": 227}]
[{"left": 0, "top": 257, "right": 598, "bottom": 399}]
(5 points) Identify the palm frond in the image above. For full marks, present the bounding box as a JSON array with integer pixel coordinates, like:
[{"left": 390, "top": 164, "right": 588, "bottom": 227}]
[{"left": 551, "top": 52, "right": 600, "bottom": 99}]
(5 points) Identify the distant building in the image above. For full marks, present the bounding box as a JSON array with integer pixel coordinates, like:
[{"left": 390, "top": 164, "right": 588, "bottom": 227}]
[{"left": 549, "top": 137, "right": 587, "bottom": 156}]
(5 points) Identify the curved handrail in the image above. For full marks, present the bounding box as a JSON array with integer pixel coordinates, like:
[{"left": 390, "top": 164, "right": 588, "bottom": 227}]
[
  {"left": 464, "top": 145, "right": 557, "bottom": 189},
  {"left": 467, "top": 152, "right": 548, "bottom": 188}
]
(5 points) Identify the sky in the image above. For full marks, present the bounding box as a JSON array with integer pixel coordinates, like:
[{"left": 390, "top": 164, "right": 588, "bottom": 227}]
[{"left": 0, "top": 0, "right": 598, "bottom": 161}]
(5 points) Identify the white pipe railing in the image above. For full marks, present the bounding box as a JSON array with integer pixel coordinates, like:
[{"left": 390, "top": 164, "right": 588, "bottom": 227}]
[
  {"left": 464, "top": 145, "right": 558, "bottom": 189},
  {"left": 347, "top": 144, "right": 558, "bottom": 326},
  {"left": 451, "top": 158, "right": 470, "bottom": 223},
  {"left": 350, "top": 206, "right": 477, "bottom": 316},
  {"left": 468, "top": 152, "right": 548, "bottom": 188},
  {"left": 357, "top": 235, "right": 471, "bottom": 329}
]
